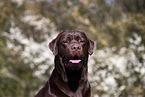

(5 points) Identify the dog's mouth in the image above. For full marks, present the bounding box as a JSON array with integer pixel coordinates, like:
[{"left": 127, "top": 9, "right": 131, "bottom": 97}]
[
  {"left": 69, "top": 60, "right": 81, "bottom": 63},
  {"left": 69, "top": 55, "right": 81, "bottom": 64},
  {"left": 64, "top": 55, "right": 83, "bottom": 70}
]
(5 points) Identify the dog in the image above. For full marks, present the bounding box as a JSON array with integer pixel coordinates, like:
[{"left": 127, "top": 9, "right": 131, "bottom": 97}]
[{"left": 35, "top": 30, "right": 94, "bottom": 97}]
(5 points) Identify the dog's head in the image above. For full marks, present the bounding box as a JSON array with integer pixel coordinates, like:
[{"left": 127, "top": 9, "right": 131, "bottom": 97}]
[{"left": 49, "top": 30, "right": 94, "bottom": 70}]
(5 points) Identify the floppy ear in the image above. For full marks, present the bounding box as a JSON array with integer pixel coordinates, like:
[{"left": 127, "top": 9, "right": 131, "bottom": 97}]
[
  {"left": 88, "top": 39, "right": 94, "bottom": 55},
  {"left": 49, "top": 37, "right": 58, "bottom": 55},
  {"left": 79, "top": 30, "right": 95, "bottom": 55}
]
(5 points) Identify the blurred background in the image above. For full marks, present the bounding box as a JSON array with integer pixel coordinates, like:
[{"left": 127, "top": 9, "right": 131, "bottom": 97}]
[{"left": 0, "top": 0, "right": 145, "bottom": 97}]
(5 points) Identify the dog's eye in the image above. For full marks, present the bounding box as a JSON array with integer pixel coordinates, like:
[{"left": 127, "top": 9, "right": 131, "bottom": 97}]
[
  {"left": 79, "top": 40, "right": 85, "bottom": 43},
  {"left": 63, "top": 41, "right": 69, "bottom": 44}
]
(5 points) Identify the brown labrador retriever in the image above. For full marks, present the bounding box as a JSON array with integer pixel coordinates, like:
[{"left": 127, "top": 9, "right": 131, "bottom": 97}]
[{"left": 35, "top": 30, "right": 94, "bottom": 97}]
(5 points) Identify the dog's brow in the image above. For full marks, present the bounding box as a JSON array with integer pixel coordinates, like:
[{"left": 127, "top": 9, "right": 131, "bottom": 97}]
[
  {"left": 65, "top": 35, "right": 73, "bottom": 39},
  {"left": 61, "top": 32, "right": 86, "bottom": 42}
]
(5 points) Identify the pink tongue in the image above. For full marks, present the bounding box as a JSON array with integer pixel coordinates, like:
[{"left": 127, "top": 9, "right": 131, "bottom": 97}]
[{"left": 69, "top": 60, "right": 81, "bottom": 63}]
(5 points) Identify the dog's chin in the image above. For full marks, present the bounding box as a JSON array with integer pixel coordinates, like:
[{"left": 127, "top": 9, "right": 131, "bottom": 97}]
[{"left": 65, "top": 62, "right": 83, "bottom": 70}]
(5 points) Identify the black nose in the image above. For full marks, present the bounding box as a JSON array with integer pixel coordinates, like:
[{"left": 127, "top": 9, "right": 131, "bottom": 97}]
[{"left": 71, "top": 45, "right": 81, "bottom": 51}]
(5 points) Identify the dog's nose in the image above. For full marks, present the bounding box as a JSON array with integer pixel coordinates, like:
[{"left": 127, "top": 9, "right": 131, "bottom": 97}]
[{"left": 71, "top": 45, "right": 81, "bottom": 51}]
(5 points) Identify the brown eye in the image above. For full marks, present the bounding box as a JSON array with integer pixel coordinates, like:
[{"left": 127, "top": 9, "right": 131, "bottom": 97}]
[
  {"left": 79, "top": 40, "right": 85, "bottom": 43},
  {"left": 63, "top": 41, "right": 69, "bottom": 44}
]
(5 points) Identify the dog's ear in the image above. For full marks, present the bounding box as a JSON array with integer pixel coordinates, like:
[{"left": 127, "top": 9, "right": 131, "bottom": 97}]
[
  {"left": 88, "top": 39, "right": 94, "bottom": 55},
  {"left": 79, "top": 30, "right": 95, "bottom": 55},
  {"left": 49, "top": 36, "right": 59, "bottom": 55}
]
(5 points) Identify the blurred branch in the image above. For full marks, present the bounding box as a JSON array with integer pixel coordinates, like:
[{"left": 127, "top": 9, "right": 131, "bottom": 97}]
[{"left": 0, "top": 0, "right": 8, "bottom": 12}]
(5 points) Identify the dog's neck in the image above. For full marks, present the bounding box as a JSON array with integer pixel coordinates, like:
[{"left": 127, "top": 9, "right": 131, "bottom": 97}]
[
  {"left": 54, "top": 55, "right": 88, "bottom": 92},
  {"left": 65, "top": 67, "right": 82, "bottom": 92}
]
